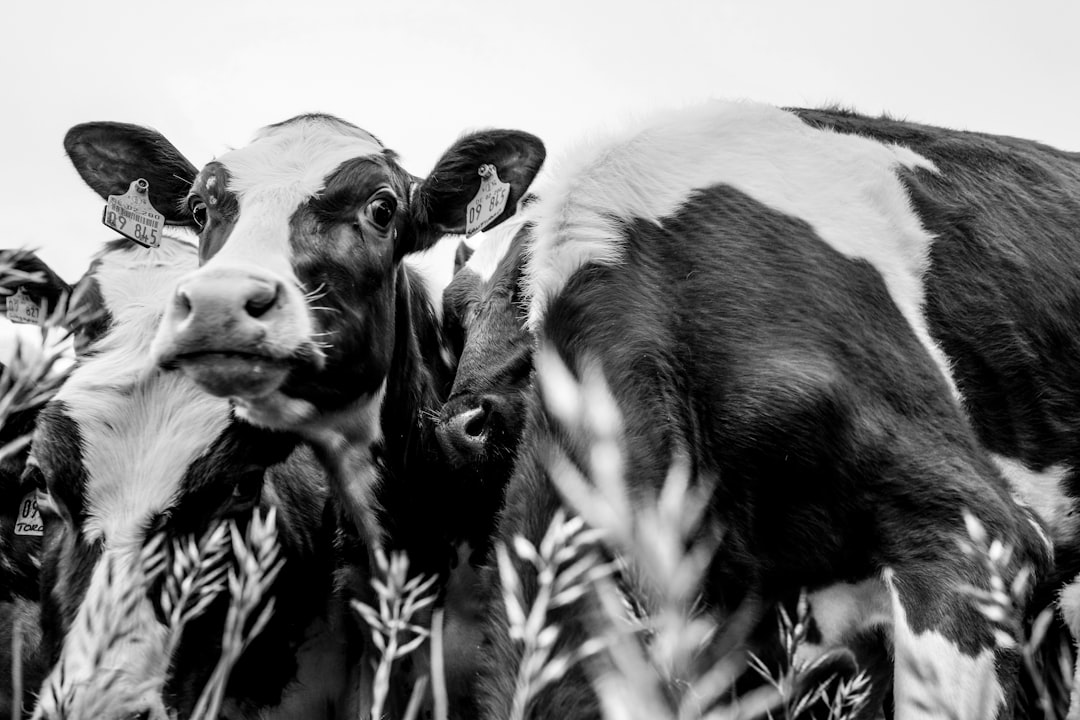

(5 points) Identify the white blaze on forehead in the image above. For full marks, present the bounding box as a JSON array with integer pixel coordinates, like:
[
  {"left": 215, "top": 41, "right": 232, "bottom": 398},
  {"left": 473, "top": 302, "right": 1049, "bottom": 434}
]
[
  {"left": 525, "top": 101, "right": 955, "bottom": 393},
  {"left": 212, "top": 116, "right": 384, "bottom": 274}
]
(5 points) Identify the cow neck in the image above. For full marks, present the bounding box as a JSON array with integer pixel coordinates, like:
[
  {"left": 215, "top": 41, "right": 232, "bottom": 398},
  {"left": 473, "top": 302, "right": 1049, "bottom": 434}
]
[{"left": 310, "top": 263, "right": 448, "bottom": 564}]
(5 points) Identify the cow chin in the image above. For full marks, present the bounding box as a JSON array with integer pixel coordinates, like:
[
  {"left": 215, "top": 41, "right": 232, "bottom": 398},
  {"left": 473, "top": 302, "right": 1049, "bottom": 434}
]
[
  {"left": 178, "top": 352, "right": 292, "bottom": 400},
  {"left": 233, "top": 390, "right": 320, "bottom": 431}
]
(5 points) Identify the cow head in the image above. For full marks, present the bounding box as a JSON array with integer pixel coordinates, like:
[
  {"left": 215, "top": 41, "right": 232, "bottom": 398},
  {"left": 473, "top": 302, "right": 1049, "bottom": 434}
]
[
  {"left": 63, "top": 116, "right": 545, "bottom": 440},
  {"left": 27, "top": 238, "right": 334, "bottom": 720},
  {"left": 437, "top": 218, "right": 534, "bottom": 477}
]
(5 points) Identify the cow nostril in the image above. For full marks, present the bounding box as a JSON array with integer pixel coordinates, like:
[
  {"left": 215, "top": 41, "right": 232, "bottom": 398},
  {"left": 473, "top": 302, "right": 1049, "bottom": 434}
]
[
  {"left": 173, "top": 286, "right": 192, "bottom": 319},
  {"left": 129, "top": 711, "right": 151, "bottom": 720},
  {"left": 463, "top": 403, "right": 490, "bottom": 438},
  {"left": 244, "top": 282, "right": 280, "bottom": 318}
]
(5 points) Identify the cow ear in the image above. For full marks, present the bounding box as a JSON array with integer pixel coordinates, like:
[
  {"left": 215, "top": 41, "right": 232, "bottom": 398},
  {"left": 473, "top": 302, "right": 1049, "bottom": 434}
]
[
  {"left": 64, "top": 122, "right": 199, "bottom": 225},
  {"left": 405, "top": 129, "right": 545, "bottom": 254},
  {"left": 454, "top": 240, "right": 474, "bottom": 274},
  {"left": 0, "top": 250, "right": 72, "bottom": 316}
]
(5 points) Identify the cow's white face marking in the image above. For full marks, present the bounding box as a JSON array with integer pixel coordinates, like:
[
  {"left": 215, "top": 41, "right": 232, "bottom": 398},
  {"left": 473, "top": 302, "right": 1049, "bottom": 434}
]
[
  {"left": 884, "top": 569, "right": 1004, "bottom": 720},
  {"left": 524, "top": 101, "right": 955, "bottom": 393},
  {"left": 213, "top": 116, "right": 383, "bottom": 274}
]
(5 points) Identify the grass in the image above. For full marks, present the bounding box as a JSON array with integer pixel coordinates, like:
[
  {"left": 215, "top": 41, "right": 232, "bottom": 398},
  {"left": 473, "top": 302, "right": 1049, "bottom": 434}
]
[{"left": 0, "top": 254, "right": 1074, "bottom": 720}]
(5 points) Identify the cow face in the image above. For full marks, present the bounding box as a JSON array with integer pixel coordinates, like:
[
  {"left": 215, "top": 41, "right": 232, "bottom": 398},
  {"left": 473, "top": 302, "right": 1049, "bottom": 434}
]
[
  {"left": 27, "top": 239, "right": 327, "bottom": 720},
  {"left": 437, "top": 220, "right": 534, "bottom": 477},
  {"left": 63, "top": 117, "right": 545, "bottom": 439}
]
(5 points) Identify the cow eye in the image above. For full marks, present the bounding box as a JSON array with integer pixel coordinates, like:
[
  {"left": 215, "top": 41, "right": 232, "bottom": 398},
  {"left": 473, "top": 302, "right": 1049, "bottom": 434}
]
[
  {"left": 366, "top": 196, "right": 396, "bottom": 230},
  {"left": 231, "top": 469, "right": 264, "bottom": 511},
  {"left": 189, "top": 199, "right": 209, "bottom": 229}
]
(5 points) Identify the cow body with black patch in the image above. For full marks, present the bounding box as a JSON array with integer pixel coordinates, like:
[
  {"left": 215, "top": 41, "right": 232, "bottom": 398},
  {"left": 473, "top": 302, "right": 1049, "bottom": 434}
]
[
  {"left": 27, "top": 232, "right": 348, "bottom": 720},
  {"left": 432, "top": 103, "right": 1060, "bottom": 720}
]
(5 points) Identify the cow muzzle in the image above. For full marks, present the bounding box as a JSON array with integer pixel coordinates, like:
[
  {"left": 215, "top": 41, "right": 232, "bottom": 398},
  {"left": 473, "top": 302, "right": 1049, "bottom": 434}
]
[
  {"left": 436, "top": 394, "right": 514, "bottom": 467},
  {"left": 152, "top": 265, "right": 318, "bottom": 400}
]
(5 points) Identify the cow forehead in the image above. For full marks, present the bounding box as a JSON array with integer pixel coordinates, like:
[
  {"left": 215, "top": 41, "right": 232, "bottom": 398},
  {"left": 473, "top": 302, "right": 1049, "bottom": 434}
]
[{"left": 216, "top": 116, "right": 387, "bottom": 206}]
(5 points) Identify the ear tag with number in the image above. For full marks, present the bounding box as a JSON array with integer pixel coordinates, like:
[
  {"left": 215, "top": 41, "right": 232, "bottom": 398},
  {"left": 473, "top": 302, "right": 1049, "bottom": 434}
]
[
  {"left": 465, "top": 164, "right": 510, "bottom": 238},
  {"left": 6, "top": 287, "right": 40, "bottom": 325},
  {"left": 103, "top": 178, "right": 164, "bottom": 249},
  {"left": 14, "top": 490, "right": 43, "bottom": 537}
]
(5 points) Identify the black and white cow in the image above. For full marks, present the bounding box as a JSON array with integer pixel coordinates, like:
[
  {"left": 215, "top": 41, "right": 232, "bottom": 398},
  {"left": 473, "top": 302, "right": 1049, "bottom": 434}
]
[
  {"left": 58, "top": 116, "right": 545, "bottom": 717},
  {"left": 129, "top": 114, "right": 544, "bottom": 576},
  {"left": 434, "top": 102, "right": 1071, "bottom": 719},
  {"left": 26, "top": 231, "right": 349, "bottom": 720}
]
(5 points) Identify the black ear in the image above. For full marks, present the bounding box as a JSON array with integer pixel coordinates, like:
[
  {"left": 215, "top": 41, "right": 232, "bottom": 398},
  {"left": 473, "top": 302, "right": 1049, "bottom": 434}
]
[
  {"left": 0, "top": 249, "right": 72, "bottom": 315},
  {"left": 407, "top": 129, "right": 545, "bottom": 254},
  {"left": 64, "top": 122, "right": 199, "bottom": 225},
  {"left": 454, "top": 240, "right": 474, "bottom": 274}
]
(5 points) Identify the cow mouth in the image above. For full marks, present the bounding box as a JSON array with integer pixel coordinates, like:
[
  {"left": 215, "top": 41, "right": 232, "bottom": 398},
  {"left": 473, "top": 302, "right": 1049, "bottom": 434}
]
[{"left": 175, "top": 351, "right": 292, "bottom": 399}]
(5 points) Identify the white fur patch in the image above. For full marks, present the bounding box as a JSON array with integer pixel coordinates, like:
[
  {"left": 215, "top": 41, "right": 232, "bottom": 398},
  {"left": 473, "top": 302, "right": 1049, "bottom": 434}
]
[
  {"left": 523, "top": 101, "right": 955, "bottom": 392},
  {"left": 795, "top": 576, "right": 892, "bottom": 668},
  {"left": 884, "top": 568, "right": 1003, "bottom": 720},
  {"left": 215, "top": 116, "right": 383, "bottom": 281},
  {"left": 991, "top": 454, "right": 1072, "bottom": 547},
  {"left": 466, "top": 214, "right": 530, "bottom": 283},
  {"left": 404, "top": 233, "right": 470, "bottom": 320}
]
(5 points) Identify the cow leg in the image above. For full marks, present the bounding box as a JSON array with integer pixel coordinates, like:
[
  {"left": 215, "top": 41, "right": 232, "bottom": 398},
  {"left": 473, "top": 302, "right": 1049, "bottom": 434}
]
[
  {"left": 884, "top": 568, "right": 1008, "bottom": 720},
  {"left": 1057, "top": 573, "right": 1080, "bottom": 720}
]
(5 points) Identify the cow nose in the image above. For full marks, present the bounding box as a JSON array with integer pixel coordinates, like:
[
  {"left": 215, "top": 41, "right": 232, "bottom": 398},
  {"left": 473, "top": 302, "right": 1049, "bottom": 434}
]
[
  {"left": 437, "top": 396, "right": 502, "bottom": 464},
  {"left": 171, "top": 271, "right": 282, "bottom": 325}
]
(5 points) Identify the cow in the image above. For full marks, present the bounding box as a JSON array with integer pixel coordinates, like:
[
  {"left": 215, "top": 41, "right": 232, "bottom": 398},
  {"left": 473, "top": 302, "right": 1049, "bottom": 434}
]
[
  {"left": 0, "top": 252, "right": 76, "bottom": 603},
  {"left": 24, "top": 230, "right": 350, "bottom": 720},
  {"left": 60, "top": 116, "right": 546, "bottom": 714},
  {"left": 0, "top": 253, "right": 77, "bottom": 720},
  {"left": 432, "top": 102, "right": 1072, "bottom": 719}
]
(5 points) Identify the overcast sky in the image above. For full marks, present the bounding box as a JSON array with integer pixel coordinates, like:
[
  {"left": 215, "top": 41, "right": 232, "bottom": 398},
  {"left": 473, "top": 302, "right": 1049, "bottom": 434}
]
[{"left": 4, "top": 0, "right": 1078, "bottom": 282}]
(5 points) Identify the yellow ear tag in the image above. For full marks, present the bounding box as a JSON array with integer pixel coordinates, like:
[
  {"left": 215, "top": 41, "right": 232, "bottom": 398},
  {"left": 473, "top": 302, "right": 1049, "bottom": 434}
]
[
  {"left": 465, "top": 164, "right": 510, "bottom": 238},
  {"left": 103, "top": 178, "right": 164, "bottom": 249},
  {"left": 6, "top": 287, "right": 40, "bottom": 325}
]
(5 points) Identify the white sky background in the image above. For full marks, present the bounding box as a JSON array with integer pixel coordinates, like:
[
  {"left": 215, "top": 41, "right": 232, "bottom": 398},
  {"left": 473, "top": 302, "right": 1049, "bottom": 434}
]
[{"left": 3, "top": 0, "right": 1078, "bottom": 282}]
